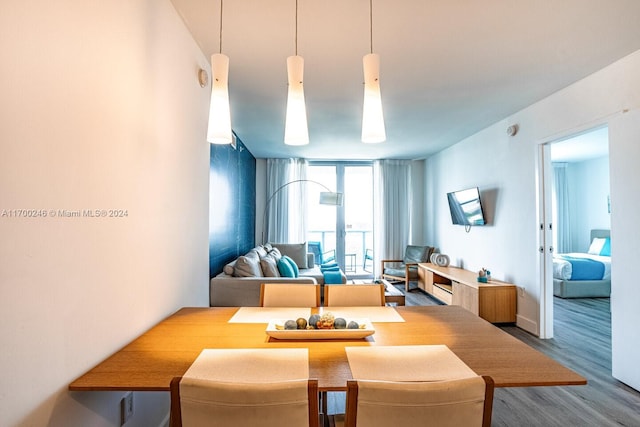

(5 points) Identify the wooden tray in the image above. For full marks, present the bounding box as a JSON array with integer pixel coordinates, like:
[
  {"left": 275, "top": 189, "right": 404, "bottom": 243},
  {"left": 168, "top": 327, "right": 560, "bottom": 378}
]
[{"left": 266, "top": 318, "right": 374, "bottom": 340}]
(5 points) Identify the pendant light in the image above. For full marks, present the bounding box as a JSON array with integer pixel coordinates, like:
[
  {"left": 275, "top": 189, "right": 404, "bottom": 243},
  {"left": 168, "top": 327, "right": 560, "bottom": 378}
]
[
  {"left": 361, "top": 0, "right": 386, "bottom": 143},
  {"left": 284, "top": 0, "right": 309, "bottom": 145},
  {"left": 207, "top": 0, "right": 232, "bottom": 144}
]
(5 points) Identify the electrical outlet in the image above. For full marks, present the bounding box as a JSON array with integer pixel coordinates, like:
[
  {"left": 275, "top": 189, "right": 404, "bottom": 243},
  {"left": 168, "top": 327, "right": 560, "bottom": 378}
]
[
  {"left": 120, "top": 392, "right": 134, "bottom": 425},
  {"left": 518, "top": 287, "right": 525, "bottom": 297}
]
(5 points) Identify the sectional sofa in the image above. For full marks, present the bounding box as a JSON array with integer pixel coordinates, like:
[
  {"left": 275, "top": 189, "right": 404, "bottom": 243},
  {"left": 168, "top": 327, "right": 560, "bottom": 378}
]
[{"left": 210, "top": 242, "right": 347, "bottom": 306}]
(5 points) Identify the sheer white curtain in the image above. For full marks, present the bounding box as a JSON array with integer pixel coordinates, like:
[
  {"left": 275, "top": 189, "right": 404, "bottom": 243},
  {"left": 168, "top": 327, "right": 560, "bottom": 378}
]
[
  {"left": 553, "top": 162, "right": 571, "bottom": 253},
  {"left": 373, "top": 160, "right": 412, "bottom": 277},
  {"left": 265, "top": 159, "right": 308, "bottom": 243},
  {"left": 289, "top": 159, "right": 308, "bottom": 242}
]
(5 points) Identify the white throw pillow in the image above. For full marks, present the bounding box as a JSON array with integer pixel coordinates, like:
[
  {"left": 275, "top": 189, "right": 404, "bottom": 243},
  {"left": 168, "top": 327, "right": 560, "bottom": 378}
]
[
  {"left": 233, "top": 250, "right": 263, "bottom": 277},
  {"left": 587, "top": 238, "right": 605, "bottom": 255}
]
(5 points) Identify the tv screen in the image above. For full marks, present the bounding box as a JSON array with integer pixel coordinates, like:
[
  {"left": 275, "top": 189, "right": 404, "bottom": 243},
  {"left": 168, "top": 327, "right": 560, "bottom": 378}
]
[{"left": 447, "top": 187, "right": 486, "bottom": 226}]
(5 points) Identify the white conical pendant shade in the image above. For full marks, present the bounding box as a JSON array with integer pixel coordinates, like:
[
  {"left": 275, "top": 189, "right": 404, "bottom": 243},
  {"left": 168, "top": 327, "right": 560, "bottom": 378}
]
[
  {"left": 284, "top": 55, "right": 309, "bottom": 146},
  {"left": 207, "top": 53, "right": 232, "bottom": 144},
  {"left": 362, "top": 53, "right": 386, "bottom": 143}
]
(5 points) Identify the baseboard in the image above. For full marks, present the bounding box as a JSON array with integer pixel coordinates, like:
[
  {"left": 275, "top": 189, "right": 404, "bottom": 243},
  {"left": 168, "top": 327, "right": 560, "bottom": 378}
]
[{"left": 516, "top": 314, "right": 539, "bottom": 336}]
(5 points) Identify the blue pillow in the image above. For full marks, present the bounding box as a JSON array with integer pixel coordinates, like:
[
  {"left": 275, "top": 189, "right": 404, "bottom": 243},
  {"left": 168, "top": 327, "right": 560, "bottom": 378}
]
[
  {"left": 277, "top": 257, "right": 296, "bottom": 277},
  {"left": 600, "top": 238, "right": 611, "bottom": 256},
  {"left": 323, "top": 270, "right": 343, "bottom": 284},
  {"left": 282, "top": 255, "right": 299, "bottom": 277}
]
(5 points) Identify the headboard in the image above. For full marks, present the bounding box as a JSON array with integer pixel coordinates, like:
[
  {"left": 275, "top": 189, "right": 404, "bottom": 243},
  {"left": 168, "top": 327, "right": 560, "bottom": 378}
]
[{"left": 591, "top": 229, "right": 610, "bottom": 240}]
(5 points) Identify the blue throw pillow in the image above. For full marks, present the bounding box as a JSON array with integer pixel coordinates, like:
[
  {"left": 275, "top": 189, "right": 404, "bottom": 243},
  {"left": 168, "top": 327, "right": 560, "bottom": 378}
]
[
  {"left": 324, "top": 270, "right": 343, "bottom": 284},
  {"left": 282, "top": 255, "right": 299, "bottom": 277},
  {"left": 600, "top": 238, "right": 611, "bottom": 256},
  {"left": 277, "top": 258, "right": 296, "bottom": 278}
]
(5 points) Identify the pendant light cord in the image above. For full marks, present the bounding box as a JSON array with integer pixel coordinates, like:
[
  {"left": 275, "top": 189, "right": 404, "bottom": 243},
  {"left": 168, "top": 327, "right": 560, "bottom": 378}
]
[
  {"left": 369, "top": 0, "right": 373, "bottom": 54},
  {"left": 295, "top": 0, "right": 299, "bottom": 55},
  {"left": 219, "top": 0, "right": 224, "bottom": 53}
]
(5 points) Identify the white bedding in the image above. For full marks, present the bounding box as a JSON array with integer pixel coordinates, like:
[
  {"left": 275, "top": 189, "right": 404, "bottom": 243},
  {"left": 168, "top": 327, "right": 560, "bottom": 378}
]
[{"left": 553, "top": 253, "right": 611, "bottom": 281}]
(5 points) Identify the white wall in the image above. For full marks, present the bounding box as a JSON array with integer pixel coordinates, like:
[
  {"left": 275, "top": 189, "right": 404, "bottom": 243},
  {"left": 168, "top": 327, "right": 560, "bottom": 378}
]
[
  {"left": 0, "top": 1, "right": 210, "bottom": 425},
  {"left": 425, "top": 49, "right": 640, "bottom": 390},
  {"left": 566, "top": 156, "right": 611, "bottom": 251}
]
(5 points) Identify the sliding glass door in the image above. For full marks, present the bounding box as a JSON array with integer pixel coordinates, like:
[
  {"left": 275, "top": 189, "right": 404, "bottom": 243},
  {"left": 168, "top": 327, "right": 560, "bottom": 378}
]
[
  {"left": 306, "top": 165, "right": 338, "bottom": 264},
  {"left": 306, "top": 163, "right": 373, "bottom": 277}
]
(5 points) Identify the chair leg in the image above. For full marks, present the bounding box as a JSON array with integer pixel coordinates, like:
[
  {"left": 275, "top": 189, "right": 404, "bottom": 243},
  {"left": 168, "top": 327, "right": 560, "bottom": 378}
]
[{"left": 321, "top": 391, "right": 328, "bottom": 427}]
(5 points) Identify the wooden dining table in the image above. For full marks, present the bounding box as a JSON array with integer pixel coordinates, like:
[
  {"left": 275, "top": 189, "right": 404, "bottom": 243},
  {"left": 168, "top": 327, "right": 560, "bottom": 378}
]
[{"left": 68, "top": 305, "right": 586, "bottom": 392}]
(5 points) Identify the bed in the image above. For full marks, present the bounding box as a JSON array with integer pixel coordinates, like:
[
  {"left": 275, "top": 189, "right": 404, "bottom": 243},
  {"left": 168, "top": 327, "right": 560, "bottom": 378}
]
[{"left": 553, "top": 229, "right": 611, "bottom": 298}]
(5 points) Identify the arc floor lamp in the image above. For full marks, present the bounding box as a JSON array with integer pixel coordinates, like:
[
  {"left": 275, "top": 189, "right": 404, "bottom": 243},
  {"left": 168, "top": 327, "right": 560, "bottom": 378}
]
[{"left": 261, "top": 179, "right": 343, "bottom": 244}]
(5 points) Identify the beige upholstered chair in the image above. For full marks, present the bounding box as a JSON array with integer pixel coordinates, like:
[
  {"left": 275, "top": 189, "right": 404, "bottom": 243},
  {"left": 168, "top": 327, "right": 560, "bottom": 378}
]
[
  {"left": 260, "top": 283, "right": 321, "bottom": 307},
  {"left": 170, "top": 377, "right": 319, "bottom": 427},
  {"left": 333, "top": 376, "right": 494, "bottom": 427},
  {"left": 381, "top": 245, "right": 435, "bottom": 292},
  {"left": 323, "top": 284, "right": 385, "bottom": 307}
]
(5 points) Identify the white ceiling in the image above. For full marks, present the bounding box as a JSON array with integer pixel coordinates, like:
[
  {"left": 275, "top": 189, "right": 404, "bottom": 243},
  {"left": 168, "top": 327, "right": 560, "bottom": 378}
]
[{"left": 170, "top": 0, "right": 640, "bottom": 160}]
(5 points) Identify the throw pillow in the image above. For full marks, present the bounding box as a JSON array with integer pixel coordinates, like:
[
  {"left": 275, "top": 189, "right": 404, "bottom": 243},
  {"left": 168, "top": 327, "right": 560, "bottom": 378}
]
[
  {"left": 233, "top": 251, "right": 263, "bottom": 277},
  {"left": 269, "top": 247, "right": 282, "bottom": 262},
  {"left": 588, "top": 238, "right": 606, "bottom": 255},
  {"left": 282, "top": 255, "right": 299, "bottom": 277},
  {"left": 321, "top": 262, "right": 338, "bottom": 269},
  {"left": 277, "top": 258, "right": 295, "bottom": 277},
  {"left": 260, "top": 256, "right": 281, "bottom": 277},
  {"left": 600, "top": 238, "right": 611, "bottom": 256},
  {"left": 272, "top": 242, "right": 308, "bottom": 269},
  {"left": 255, "top": 245, "right": 268, "bottom": 258},
  {"left": 223, "top": 260, "right": 236, "bottom": 276}
]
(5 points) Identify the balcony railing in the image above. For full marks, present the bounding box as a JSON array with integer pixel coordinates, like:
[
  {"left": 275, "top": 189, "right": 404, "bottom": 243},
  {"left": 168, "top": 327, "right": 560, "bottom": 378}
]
[{"left": 307, "top": 229, "right": 373, "bottom": 272}]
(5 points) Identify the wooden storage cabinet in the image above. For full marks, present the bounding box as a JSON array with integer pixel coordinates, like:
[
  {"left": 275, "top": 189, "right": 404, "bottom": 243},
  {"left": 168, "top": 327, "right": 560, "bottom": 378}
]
[{"left": 418, "top": 263, "right": 516, "bottom": 323}]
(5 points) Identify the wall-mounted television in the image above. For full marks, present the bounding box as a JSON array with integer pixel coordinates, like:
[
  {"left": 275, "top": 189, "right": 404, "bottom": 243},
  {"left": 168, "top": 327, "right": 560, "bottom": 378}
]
[{"left": 447, "top": 187, "right": 486, "bottom": 226}]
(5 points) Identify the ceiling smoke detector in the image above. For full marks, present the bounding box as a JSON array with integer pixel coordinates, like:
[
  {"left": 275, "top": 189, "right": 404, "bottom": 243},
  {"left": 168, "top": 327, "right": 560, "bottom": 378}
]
[{"left": 507, "top": 124, "right": 519, "bottom": 137}]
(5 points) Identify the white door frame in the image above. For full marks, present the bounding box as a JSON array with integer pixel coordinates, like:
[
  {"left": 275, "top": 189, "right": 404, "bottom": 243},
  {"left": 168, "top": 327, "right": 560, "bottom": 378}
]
[
  {"left": 536, "top": 143, "right": 554, "bottom": 338},
  {"left": 536, "top": 119, "right": 612, "bottom": 339}
]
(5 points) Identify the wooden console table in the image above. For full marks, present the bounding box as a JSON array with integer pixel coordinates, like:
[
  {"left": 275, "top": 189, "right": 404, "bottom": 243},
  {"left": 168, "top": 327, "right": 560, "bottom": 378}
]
[{"left": 418, "top": 263, "right": 516, "bottom": 323}]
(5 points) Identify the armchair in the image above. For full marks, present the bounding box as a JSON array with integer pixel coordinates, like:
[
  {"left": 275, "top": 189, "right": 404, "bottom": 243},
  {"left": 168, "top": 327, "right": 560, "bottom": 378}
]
[{"left": 381, "top": 245, "right": 435, "bottom": 292}]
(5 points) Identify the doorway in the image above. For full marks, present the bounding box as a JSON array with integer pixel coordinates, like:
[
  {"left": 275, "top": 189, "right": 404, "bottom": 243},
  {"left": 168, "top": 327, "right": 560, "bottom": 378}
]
[
  {"left": 306, "top": 162, "right": 374, "bottom": 278},
  {"left": 539, "top": 125, "right": 611, "bottom": 338}
]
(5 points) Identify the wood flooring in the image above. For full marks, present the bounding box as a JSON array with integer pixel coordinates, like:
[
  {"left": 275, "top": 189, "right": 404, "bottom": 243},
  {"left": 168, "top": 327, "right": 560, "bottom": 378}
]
[
  {"left": 329, "top": 288, "right": 640, "bottom": 426},
  {"left": 494, "top": 297, "right": 640, "bottom": 426}
]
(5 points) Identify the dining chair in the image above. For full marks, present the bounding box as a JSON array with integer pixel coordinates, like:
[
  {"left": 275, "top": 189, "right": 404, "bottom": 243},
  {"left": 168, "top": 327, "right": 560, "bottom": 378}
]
[
  {"left": 170, "top": 376, "right": 319, "bottom": 427},
  {"left": 260, "top": 282, "right": 321, "bottom": 307},
  {"left": 331, "top": 376, "right": 494, "bottom": 427},
  {"left": 323, "top": 284, "right": 385, "bottom": 307}
]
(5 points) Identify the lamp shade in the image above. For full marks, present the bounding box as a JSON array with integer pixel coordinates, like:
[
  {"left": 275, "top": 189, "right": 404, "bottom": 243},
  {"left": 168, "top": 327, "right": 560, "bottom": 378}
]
[
  {"left": 319, "top": 191, "right": 344, "bottom": 206},
  {"left": 207, "top": 53, "right": 232, "bottom": 144},
  {"left": 361, "top": 53, "right": 386, "bottom": 143},
  {"left": 284, "top": 55, "right": 309, "bottom": 146}
]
